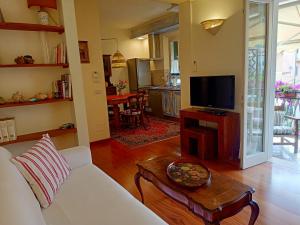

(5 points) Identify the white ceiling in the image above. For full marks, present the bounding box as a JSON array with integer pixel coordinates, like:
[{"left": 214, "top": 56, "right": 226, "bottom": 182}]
[
  {"left": 155, "top": 0, "right": 186, "bottom": 3},
  {"left": 278, "top": 3, "right": 300, "bottom": 44},
  {"left": 99, "top": 0, "right": 181, "bottom": 29},
  {"left": 249, "top": 1, "right": 300, "bottom": 50}
]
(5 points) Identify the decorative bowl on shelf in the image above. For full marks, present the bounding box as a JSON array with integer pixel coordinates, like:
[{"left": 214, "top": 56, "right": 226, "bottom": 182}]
[{"left": 166, "top": 159, "right": 211, "bottom": 188}]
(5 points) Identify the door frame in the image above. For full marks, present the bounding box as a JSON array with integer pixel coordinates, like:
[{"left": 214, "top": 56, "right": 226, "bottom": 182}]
[
  {"left": 266, "top": 0, "right": 279, "bottom": 161},
  {"left": 242, "top": 0, "right": 279, "bottom": 169}
]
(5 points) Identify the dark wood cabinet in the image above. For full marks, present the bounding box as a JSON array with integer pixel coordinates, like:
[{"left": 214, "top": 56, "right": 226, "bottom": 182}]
[
  {"left": 102, "top": 55, "right": 116, "bottom": 95},
  {"left": 103, "top": 55, "right": 112, "bottom": 78},
  {"left": 106, "top": 86, "right": 117, "bottom": 96},
  {"left": 148, "top": 89, "right": 163, "bottom": 117},
  {"left": 180, "top": 108, "right": 240, "bottom": 163}
]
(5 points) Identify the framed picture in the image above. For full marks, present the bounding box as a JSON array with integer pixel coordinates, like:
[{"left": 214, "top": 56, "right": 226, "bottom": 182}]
[
  {"left": 0, "top": 8, "right": 5, "bottom": 23},
  {"left": 78, "top": 41, "right": 90, "bottom": 63}
]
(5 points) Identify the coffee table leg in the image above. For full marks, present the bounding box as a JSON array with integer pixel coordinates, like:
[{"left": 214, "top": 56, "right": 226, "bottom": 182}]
[
  {"left": 249, "top": 200, "right": 259, "bottom": 225},
  {"left": 134, "top": 172, "right": 144, "bottom": 204}
]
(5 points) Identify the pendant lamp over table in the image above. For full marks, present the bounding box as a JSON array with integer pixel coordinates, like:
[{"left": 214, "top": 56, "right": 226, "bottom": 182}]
[{"left": 101, "top": 38, "right": 127, "bottom": 68}]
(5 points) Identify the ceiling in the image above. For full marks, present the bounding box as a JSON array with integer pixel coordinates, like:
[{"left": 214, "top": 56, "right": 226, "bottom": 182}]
[
  {"left": 277, "top": 1, "right": 300, "bottom": 49},
  {"left": 249, "top": 0, "right": 300, "bottom": 50},
  {"left": 154, "top": 0, "right": 186, "bottom": 3},
  {"left": 99, "top": 0, "right": 181, "bottom": 29}
]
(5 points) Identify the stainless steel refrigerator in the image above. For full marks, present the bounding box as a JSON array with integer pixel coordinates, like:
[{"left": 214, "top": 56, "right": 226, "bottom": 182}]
[{"left": 127, "top": 58, "right": 151, "bottom": 92}]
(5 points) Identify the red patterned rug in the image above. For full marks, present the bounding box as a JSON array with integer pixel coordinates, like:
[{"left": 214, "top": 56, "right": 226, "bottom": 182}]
[{"left": 110, "top": 116, "right": 180, "bottom": 148}]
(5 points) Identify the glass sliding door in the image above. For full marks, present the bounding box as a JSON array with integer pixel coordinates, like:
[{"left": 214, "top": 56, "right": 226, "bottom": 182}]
[
  {"left": 243, "top": 0, "right": 277, "bottom": 169},
  {"left": 247, "top": 2, "right": 267, "bottom": 154}
]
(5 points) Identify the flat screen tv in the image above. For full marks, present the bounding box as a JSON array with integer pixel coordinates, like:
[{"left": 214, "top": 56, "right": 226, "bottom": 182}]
[{"left": 190, "top": 75, "right": 235, "bottom": 110}]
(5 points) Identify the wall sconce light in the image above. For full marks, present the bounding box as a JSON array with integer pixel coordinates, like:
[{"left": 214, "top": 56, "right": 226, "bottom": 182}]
[
  {"left": 200, "top": 19, "right": 225, "bottom": 35},
  {"left": 101, "top": 38, "right": 127, "bottom": 68}
]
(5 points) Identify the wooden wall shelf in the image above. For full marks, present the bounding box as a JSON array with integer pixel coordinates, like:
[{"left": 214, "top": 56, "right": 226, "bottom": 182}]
[
  {"left": 27, "top": 0, "right": 57, "bottom": 9},
  {"left": 0, "top": 99, "right": 73, "bottom": 109},
  {"left": 0, "top": 128, "right": 77, "bottom": 146},
  {"left": 0, "top": 22, "right": 64, "bottom": 34},
  {"left": 0, "top": 63, "right": 69, "bottom": 68}
]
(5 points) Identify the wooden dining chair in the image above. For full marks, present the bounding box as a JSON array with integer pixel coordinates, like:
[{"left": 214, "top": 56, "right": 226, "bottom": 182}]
[
  {"left": 137, "top": 93, "right": 147, "bottom": 128},
  {"left": 137, "top": 89, "right": 150, "bottom": 123},
  {"left": 120, "top": 94, "right": 147, "bottom": 129}
]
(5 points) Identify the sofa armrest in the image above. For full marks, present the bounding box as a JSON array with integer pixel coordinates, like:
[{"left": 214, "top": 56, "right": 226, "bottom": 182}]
[{"left": 60, "top": 146, "right": 92, "bottom": 170}]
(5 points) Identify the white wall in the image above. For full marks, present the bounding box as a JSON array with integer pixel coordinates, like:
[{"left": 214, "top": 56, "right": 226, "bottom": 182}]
[
  {"left": 74, "top": 0, "right": 110, "bottom": 142},
  {"left": 99, "top": 23, "right": 149, "bottom": 93},
  {"left": 60, "top": 0, "right": 90, "bottom": 146},
  {"left": 180, "top": 0, "right": 245, "bottom": 113},
  {"left": 179, "top": 1, "right": 193, "bottom": 108},
  {"left": 0, "top": 0, "right": 81, "bottom": 148}
]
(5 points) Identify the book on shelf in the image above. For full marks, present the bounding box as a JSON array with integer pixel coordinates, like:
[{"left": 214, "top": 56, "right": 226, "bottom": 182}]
[
  {"left": 51, "top": 42, "right": 67, "bottom": 64},
  {"left": 0, "top": 118, "right": 16, "bottom": 143},
  {"left": 61, "top": 74, "right": 72, "bottom": 99},
  {"left": 52, "top": 74, "right": 72, "bottom": 99}
]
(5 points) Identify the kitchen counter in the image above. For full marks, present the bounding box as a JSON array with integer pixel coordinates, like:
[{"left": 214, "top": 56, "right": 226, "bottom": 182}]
[
  {"left": 147, "top": 86, "right": 181, "bottom": 118},
  {"left": 148, "top": 86, "right": 181, "bottom": 91}
]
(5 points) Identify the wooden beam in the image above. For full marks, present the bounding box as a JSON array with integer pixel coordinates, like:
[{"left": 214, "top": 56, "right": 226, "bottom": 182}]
[
  {"left": 278, "top": 32, "right": 300, "bottom": 45},
  {"left": 296, "top": 5, "right": 300, "bottom": 17},
  {"left": 278, "top": 21, "right": 300, "bottom": 27},
  {"left": 279, "top": 39, "right": 300, "bottom": 45},
  {"left": 279, "top": 0, "right": 300, "bottom": 9},
  {"left": 250, "top": 21, "right": 261, "bottom": 29},
  {"left": 249, "top": 35, "right": 265, "bottom": 41},
  {"left": 130, "top": 12, "right": 179, "bottom": 39}
]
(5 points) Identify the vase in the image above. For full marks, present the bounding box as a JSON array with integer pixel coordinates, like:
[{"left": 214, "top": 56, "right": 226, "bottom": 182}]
[
  {"left": 118, "top": 89, "right": 123, "bottom": 96},
  {"left": 38, "top": 11, "right": 49, "bottom": 25}
]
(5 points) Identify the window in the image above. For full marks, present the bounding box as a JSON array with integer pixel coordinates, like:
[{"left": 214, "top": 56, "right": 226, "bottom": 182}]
[{"left": 170, "top": 41, "right": 180, "bottom": 74}]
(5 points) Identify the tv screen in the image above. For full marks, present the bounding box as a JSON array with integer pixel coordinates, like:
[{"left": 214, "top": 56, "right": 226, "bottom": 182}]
[{"left": 190, "top": 75, "right": 235, "bottom": 110}]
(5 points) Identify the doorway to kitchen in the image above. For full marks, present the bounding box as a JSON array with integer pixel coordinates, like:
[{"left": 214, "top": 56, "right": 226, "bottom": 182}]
[{"left": 99, "top": 0, "right": 181, "bottom": 148}]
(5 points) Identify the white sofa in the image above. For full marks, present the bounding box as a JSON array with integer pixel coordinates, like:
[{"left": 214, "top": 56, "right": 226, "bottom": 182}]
[{"left": 0, "top": 146, "right": 167, "bottom": 225}]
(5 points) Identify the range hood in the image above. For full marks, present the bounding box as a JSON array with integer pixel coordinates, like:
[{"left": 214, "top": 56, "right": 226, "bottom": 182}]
[
  {"left": 148, "top": 34, "right": 161, "bottom": 60},
  {"left": 130, "top": 12, "right": 179, "bottom": 60}
]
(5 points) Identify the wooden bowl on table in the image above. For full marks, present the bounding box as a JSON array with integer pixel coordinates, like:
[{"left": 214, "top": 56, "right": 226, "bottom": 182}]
[{"left": 166, "top": 159, "right": 211, "bottom": 189}]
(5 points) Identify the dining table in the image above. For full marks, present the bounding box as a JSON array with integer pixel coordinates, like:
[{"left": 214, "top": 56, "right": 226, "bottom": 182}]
[{"left": 106, "top": 93, "right": 138, "bottom": 129}]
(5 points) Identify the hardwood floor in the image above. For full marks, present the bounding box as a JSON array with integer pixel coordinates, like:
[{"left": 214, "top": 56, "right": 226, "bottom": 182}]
[{"left": 91, "top": 137, "right": 300, "bottom": 225}]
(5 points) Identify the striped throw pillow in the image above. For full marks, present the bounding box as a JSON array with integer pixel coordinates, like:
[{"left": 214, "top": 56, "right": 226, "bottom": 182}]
[{"left": 11, "top": 134, "right": 71, "bottom": 208}]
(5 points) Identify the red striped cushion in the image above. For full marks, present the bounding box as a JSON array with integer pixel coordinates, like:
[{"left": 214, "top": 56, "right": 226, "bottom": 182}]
[{"left": 11, "top": 134, "right": 71, "bottom": 208}]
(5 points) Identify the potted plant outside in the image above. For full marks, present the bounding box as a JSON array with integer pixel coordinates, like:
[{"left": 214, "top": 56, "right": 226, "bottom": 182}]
[{"left": 275, "top": 81, "right": 300, "bottom": 98}]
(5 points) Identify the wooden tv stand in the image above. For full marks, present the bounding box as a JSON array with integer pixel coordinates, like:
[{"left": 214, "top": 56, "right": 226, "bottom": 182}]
[{"left": 180, "top": 108, "right": 240, "bottom": 161}]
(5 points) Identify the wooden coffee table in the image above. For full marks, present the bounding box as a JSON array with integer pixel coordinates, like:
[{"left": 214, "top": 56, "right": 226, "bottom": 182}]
[{"left": 135, "top": 156, "right": 259, "bottom": 225}]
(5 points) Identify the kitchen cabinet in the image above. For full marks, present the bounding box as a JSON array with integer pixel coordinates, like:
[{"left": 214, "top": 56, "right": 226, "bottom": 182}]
[
  {"left": 162, "top": 91, "right": 173, "bottom": 117},
  {"left": 162, "top": 90, "right": 181, "bottom": 118},
  {"left": 147, "top": 87, "right": 181, "bottom": 118},
  {"left": 148, "top": 89, "right": 163, "bottom": 117},
  {"left": 173, "top": 91, "right": 181, "bottom": 117}
]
